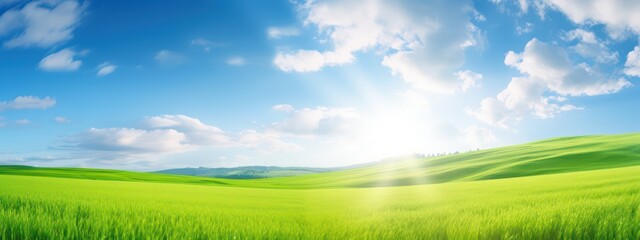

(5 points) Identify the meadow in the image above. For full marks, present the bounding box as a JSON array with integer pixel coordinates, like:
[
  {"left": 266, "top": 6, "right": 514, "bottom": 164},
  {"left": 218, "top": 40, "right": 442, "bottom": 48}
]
[{"left": 1, "top": 133, "right": 640, "bottom": 239}]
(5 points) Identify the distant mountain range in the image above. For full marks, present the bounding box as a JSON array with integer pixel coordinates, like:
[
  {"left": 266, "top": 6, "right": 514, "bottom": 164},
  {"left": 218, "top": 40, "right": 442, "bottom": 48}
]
[
  {"left": 154, "top": 166, "right": 340, "bottom": 179},
  {"left": 154, "top": 155, "right": 424, "bottom": 179}
]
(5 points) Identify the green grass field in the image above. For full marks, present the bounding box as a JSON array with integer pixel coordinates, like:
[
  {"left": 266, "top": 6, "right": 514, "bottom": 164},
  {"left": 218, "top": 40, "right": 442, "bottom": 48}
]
[{"left": 1, "top": 133, "right": 640, "bottom": 239}]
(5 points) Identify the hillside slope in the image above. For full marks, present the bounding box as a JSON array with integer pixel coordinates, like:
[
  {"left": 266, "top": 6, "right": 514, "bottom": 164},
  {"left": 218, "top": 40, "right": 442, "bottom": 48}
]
[
  {"left": 0, "top": 165, "right": 235, "bottom": 186},
  {"left": 248, "top": 133, "right": 640, "bottom": 188},
  {"left": 1, "top": 133, "right": 639, "bottom": 188}
]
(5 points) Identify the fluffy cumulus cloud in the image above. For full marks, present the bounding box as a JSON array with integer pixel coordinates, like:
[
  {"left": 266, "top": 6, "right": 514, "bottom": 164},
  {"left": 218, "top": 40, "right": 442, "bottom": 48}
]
[
  {"left": 0, "top": 96, "right": 56, "bottom": 111},
  {"left": 624, "top": 46, "right": 640, "bottom": 77},
  {"left": 270, "top": 106, "right": 359, "bottom": 137},
  {"left": 467, "top": 97, "right": 512, "bottom": 128},
  {"left": 75, "top": 128, "right": 190, "bottom": 153},
  {"left": 39, "top": 48, "right": 81, "bottom": 71},
  {"left": 274, "top": 0, "right": 483, "bottom": 93},
  {"left": 143, "top": 115, "right": 232, "bottom": 146},
  {"left": 505, "top": 39, "right": 629, "bottom": 96},
  {"left": 456, "top": 70, "right": 483, "bottom": 92},
  {"left": 467, "top": 77, "right": 579, "bottom": 128},
  {"left": 0, "top": 0, "right": 86, "bottom": 48},
  {"left": 469, "top": 38, "right": 629, "bottom": 127},
  {"left": 494, "top": 1, "right": 640, "bottom": 38},
  {"left": 541, "top": 0, "right": 640, "bottom": 38},
  {"left": 70, "top": 114, "right": 307, "bottom": 162},
  {"left": 274, "top": 50, "right": 326, "bottom": 72},
  {"left": 96, "top": 62, "right": 116, "bottom": 76},
  {"left": 563, "top": 29, "right": 618, "bottom": 63},
  {"left": 519, "top": 1, "right": 640, "bottom": 78},
  {"left": 272, "top": 104, "right": 295, "bottom": 112}
]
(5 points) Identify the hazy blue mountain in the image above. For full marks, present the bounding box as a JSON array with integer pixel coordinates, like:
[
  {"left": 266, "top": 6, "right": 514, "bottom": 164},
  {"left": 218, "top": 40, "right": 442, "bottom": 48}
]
[
  {"left": 154, "top": 155, "right": 424, "bottom": 179},
  {"left": 154, "top": 166, "right": 337, "bottom": 179}
]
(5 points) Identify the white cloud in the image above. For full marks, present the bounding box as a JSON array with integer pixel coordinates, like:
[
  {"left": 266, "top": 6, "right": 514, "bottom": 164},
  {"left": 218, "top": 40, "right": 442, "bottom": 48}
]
[
  {"left": 467, "top": 84, "right": 577, "bottom": 128},
  {"left": 492, "top": 0, "right": 529, "bottom": 14},
  {"left": 272, "top": 104, "right": 295, "bottom": 112},
  {"left": 96, "top": 62, "right": 116, "bottom": 76},
  {"left": 466, "top": 97, "right": 513, "bottom": 128},
  {"left": 505, "top": 38, "right": 629, "bottom": 96},
  {"left": 76, "top": 128, "right": 190, "bottom": 153},
  {"left": 498, "top": 77, "right": 578, "bottom": 119},
  {"left": 226, "top": 56, "right": 246, "bottom": 66},
  {"left": 498, "top": 77, "right": 545, "bottom": 111},
  {"left": 274, "top": 0, "right": 483, "bottom": 93},
  {"left": 0, "top": 96, "right": 56, "bottom": 111},
  {"left": 518, "top": 0, "right": 529, "bottom": 13},
  {"left": 491, "top": 0, "right": 550, "bottom": 18},
  {"left": 0, "top": 7, "right": 21, "bottom": 34},
  {"left": 0, "top": 0, "right": 86, "bottom": 48},
  {"left": 70, "top": 114, "right": 303, "bottom": 162},
  {"left": 143, "top": 115, "right": 232, "bottom": 146},
  {"left": 271, "top": 106, "right": 359, "bottom": 137},
  {"left": 564, "top": 28, "right": 597, "bottom": 44},
  {"left": 274, "top": 50, "right": 326, "bottom": 72},
  {"left": 573, "top": 43, "right": 618, "bottom": 64},
  {"left": 154, "top": 50, "right": 184, "bottom": 65},
  {"left": 15, "top": 119, "right": 30, "bottom": 125},
  {"left": 190, "top": 38, "right": 222, "bottom": 52},
  {"left": 472, "top": 9, "right": 486, "bottom": 22},
  {"left": 456, "top": 70, "right": 482, "bottom": 92},
  {"left": 541, "top": 0, "right": 640, "bottom": 39},
  {"left": 55, "top": 116, "right": 70, "bottom": 123},
  {"left": 516, "top": 22, "right": 534, "bottom": 35},
  {"left": 267, "top": 26, "right": 299, "bottom": 39},
  {"left": 39, "top": 48, "right": 81, "bottom": 71},
  {"left": 624, "top": 46, "right": 640, "bottom": 77},
  {"left": 468, "top": 39, "right": 628, "bottom": 127},
  {"left": 563, "top": 29, "right": 618, "bottom": 63}
]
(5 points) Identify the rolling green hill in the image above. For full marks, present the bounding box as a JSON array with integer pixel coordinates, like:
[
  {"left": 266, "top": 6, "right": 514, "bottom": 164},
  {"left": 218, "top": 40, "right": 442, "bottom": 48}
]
[
  {"left": 2, "top": 132, "right": 638, "bottom": 188},
  {"left": 0, "top": 165, "right": 235, "bottom": 186},
  {"left": 248, "top": 132, "right": 640, "bottom": 188}
]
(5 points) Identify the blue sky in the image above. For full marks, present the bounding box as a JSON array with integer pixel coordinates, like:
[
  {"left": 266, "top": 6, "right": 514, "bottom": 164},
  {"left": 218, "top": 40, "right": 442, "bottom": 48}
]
[{"left": 1, "top": 0, "right": 639, "bottom": 170}]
